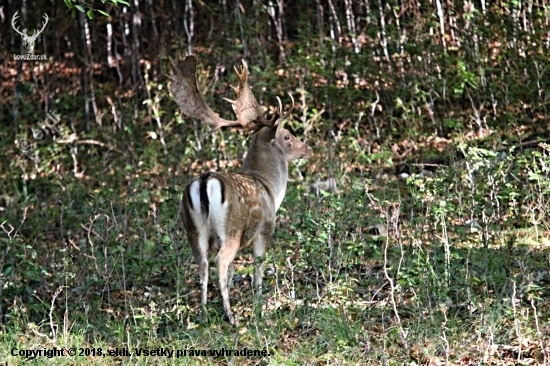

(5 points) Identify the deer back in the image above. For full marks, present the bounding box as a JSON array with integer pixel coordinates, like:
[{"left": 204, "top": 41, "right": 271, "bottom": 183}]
[
  {"left": 182, "top": 123, "right": 311, "bottom": 251},
  {"left": 182, "top": 170, "right": 277, "bottom": 251}
]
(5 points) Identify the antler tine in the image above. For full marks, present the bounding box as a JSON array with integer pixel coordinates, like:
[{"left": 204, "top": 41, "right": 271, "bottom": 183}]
[
  {"left": 274, "top": 96, "right": 283, "bottom": 126},
  {"left": 11, "top": 11, "right": 25, "bottom": 36},
  {"left": 224, "top": 61, "right": 249, "bottom": 104},
  {"left": 274, "top": 93, "right": 295, "bottom": 126},
  {"left": 226, "top": 58, "right": 274, "bottom": 133},
  {"left": 41, "top": 13, "right": 49, "bottom": 31},
  {"left": 234, "top": 60, "right": 248, "bottom": 82}
]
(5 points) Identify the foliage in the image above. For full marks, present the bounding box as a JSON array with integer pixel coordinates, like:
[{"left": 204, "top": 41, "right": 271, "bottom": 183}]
[
  {"left": 1, "top": 0, "right": 549, "bottom": 364},
  {"left": 62, "top": 0, "right": 129, "bottom": 18}
]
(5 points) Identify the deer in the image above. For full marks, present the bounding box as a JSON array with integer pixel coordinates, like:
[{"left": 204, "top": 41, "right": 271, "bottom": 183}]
[{"left": 168, "top": 55, "right": 312, "bottom": 325}]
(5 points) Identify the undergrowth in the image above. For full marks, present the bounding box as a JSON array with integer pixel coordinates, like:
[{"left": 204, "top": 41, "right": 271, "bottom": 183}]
[{"left": 1, "top": 118, "right": 549, "bottom": 364}]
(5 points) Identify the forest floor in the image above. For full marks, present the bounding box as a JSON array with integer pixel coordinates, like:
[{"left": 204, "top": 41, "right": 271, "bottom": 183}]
[{"left": 2, "top": 115, "right": 549, "bottom": 365}]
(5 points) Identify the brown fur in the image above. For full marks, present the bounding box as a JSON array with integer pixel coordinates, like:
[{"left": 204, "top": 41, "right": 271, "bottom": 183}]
[{"left": 182, "top": 124, "right": 311, "bottom": 324}]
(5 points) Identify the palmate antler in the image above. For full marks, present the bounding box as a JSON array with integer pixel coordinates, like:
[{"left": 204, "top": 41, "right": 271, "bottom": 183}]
[{"left": 168, "top": 55, "right": 294, "bottom": 137}]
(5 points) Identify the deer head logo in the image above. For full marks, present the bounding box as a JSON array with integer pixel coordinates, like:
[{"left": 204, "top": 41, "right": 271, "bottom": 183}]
[{"left": 12, "top": 11, "right": 49, "bottom": 54}]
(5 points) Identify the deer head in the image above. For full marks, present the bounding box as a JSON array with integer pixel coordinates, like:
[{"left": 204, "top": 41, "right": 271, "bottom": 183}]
[
  {"left": 12, "top": 11, "right": 49, "bottom": 54},
  {"left": 170, "top": 55, "right": 311, "bottom": 324}
]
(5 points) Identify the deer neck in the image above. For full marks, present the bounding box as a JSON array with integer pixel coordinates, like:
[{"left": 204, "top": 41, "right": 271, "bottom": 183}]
[{"left": 241, "top": 139, "right": 289, "bottom": 211}]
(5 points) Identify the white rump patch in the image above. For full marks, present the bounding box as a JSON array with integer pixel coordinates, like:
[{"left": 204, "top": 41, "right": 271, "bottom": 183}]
[
  {"left": 189, "top": 180, "right": 201, "bottom": 213},
  {"left": 207, "top": 179, "right": 223, "bottom": 210},
  {"left": 207, "top": 178, "right": 227, "bottom": 243},
  {"left": 188, "top": 180, "right": 208, "bottom": 252}
]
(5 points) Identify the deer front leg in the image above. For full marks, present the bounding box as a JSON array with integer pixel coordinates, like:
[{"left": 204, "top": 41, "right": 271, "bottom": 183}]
[
  {"left": 216, "top": 238, "right": 240, "bottom": 325},
  {"left": 253, "top": 235, "right": 268, "bottom": 295},
  {"left": 227, "top": 261, "right": 235, "bottom": 289}
]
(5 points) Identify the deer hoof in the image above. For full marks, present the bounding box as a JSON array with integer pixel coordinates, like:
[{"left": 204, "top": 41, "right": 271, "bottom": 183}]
[{"left": 225, "top": 313, "right": 236, "bottom": 325}]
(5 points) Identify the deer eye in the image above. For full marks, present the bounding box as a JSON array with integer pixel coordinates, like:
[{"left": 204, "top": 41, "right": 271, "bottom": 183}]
[{"left": 284, "top": 135, "right": 291, "bottom": 141}]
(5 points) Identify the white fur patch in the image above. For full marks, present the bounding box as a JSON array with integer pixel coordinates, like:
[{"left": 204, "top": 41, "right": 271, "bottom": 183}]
[
  {"left": 275, "top": 188, "right": 286, "bottom": 211},
  {"left": 206, "top": 179, "right": 227, "bottom": 244},
  {"left": 188, "top": 180, "right": 201, "bottom": 213},
  {"left": 188, "top": 180, "right": 209, "bottom": 253}
]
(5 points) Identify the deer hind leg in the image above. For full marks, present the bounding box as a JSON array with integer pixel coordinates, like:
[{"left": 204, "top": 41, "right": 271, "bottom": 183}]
[
  {"left": 191, "top": 231, "right": 210, "bottom": 308},
  {"left": 186, "top": 179, "right": 211, "bottom": 308},
  {"left": 215, "top": 237, "right": 240, "bottom": 325}
]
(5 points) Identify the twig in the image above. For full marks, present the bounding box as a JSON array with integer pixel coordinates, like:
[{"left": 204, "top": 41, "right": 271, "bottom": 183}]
[{"left": 56, "top": 137, "right": 122, "bottom": 153}]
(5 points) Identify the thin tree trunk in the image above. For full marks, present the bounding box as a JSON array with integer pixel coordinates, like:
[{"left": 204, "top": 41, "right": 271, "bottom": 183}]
[
  {"left": 184, "top": 0, "right": 194, "bottom": 55},
  {"left": 344, "top": 0, "right": 359, "bottom": 53},
  {"left": 434, "top": 0, "right": 447, "bottom": 49},
  {"left": 378, "top": 0, "right": 392, "bottom": 71},
  {"left": 131, "top": 0, "right": 144, "bottom": 89},
  {"left": 267, "top": 0, "right": 286, "bottom": 63},
  {"left": 327, "top": 0, "right": 342, "bottom": 42},
  {"left": 315, "top": 0, "right": 324, "bottom": 43},
  {"left": 235, "top": 0, "right": 248, "bottom": 59}
]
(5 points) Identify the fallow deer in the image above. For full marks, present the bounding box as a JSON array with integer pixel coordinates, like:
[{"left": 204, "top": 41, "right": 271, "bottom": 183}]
[{"left": 168, "top": 55, "right": 312, "bottom": 324}]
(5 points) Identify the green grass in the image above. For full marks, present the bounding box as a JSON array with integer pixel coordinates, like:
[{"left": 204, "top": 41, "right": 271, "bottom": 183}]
[
  {"left": 3, "top": 0, "right": 550, "bottom": 363},
  {"left": 1, "top": 136, "right": 549, "bottom": 365}
]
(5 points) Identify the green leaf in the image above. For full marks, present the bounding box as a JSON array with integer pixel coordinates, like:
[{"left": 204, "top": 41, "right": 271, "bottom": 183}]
[
  {"left": 2, "top": 265, "right": 13, "bottom": 277},
  {"left": 97, "top": 9, "right": 110, "bottom": 17},
  {"left": 75, "top": 4, "right": 85, "bottom": 12},
  {"left": 87, "top": 9, "right": 94, "bottom": 19}
]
